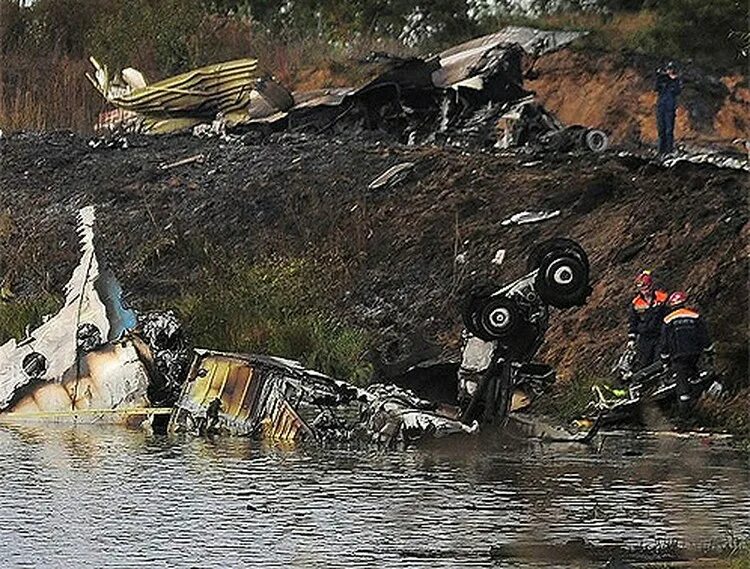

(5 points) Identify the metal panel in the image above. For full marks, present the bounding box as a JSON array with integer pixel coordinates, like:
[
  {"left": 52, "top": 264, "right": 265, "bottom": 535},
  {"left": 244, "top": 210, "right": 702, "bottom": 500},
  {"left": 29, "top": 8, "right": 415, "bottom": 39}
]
[
  {"left": 1, "top": 339, "right": 152, "bottom": 425},
  {"left": 169, "top": 351, "right": 313, "bottom": 441}
]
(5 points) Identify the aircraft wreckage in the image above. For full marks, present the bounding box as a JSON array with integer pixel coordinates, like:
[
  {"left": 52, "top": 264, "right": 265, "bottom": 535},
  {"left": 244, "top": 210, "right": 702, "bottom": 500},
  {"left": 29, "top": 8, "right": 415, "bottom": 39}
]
[
  {"left": 0, "top": 207, "right": 603, "bottom": 445},
  {"left": 89, "top": 26, "right": 608, "bottom": 152}
]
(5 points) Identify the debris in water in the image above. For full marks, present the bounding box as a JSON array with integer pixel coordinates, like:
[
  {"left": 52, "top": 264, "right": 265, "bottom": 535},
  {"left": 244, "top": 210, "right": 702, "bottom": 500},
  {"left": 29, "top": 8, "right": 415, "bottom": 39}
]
[
  {"left": 0, "top": 207, "right": 151, "bottom": 423},
  {"left": 0, "top": 208, "right": 595, "bottom": 445},
  {"left": 583, "top": 348, "right": 717, "bottom": 426},
  {"left": 169, "top": 350, "right": 475, "bottom": 446}
]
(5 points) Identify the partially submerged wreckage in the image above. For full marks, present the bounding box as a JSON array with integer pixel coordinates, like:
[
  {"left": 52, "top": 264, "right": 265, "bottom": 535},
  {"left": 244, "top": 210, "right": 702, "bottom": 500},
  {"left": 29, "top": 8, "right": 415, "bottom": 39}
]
[
  {"left": 0, "top": 208, "right": 714, "bottom": 442},
  {"left": 89, "top": 26, "right": 608, "bottom": 152},
  {"left": 0, "top": 207, "right": 599, "bottom": 445},
  {"left": 583, "top": 343, "right": 718, "bottom": 427}
]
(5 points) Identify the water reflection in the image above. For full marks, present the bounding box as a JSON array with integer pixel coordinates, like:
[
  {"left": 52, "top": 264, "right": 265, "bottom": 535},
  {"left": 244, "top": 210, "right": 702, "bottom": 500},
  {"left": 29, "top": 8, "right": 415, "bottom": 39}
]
[{"left": 0, "top": 425, "right": 747, "bottom": 568}]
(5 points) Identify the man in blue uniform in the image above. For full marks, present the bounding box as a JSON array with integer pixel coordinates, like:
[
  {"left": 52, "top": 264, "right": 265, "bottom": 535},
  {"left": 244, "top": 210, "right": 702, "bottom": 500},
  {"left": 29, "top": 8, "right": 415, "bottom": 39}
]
[
  {"left": 655, "top": 62, "right": 682, "bottom": 155},
  {"left": 628, "top": 271, "right": 669, "bottom": 371},
  {"left": 660, "top": 291, "right": 712, "bottom": 410}
]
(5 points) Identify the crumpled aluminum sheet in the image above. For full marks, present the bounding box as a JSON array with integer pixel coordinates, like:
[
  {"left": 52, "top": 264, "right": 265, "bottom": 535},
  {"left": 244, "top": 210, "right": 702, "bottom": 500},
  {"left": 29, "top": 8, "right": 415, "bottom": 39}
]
[
  {"left": 368, "top": 162, "right": 415, "bottom": 190},
  {"left": 433, "top": 26, "right": 585, "bottom": 89},
  {"left": 139, "top": 310, "right": 191, "bottom": 405},
  {"left": 362, "top": 384, "right": 477, "bottom": 446}
]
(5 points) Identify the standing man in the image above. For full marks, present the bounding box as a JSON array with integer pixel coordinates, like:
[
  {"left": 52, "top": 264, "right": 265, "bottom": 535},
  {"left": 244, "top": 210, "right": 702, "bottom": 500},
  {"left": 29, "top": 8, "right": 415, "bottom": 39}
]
[
  {"left": 628, "top": 271, "right": 669, "bottom": 371},
  {"left": 660, "top": 291, "right": 711, "bottom": 410},
  {"left": 655, "top": 61, "right": 682, "bottom": 155}
]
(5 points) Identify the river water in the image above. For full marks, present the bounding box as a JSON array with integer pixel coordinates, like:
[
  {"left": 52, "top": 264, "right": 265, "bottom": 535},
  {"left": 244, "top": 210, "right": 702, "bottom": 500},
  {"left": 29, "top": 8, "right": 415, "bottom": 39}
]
[{"left": 0, "top": 425, "right": 747, "bottom": 568}]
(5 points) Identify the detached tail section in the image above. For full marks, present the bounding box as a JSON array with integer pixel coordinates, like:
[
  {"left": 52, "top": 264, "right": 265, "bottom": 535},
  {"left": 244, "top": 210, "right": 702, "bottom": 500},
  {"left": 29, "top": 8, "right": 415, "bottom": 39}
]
[{"left": 0, "top": 206, "right": 136, "bottom": 410}]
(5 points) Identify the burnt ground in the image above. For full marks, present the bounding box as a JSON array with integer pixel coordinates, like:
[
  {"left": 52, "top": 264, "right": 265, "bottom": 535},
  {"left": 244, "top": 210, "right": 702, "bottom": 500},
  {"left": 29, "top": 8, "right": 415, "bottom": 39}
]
[{"left": 0, "top": 131, "right": 747, "bottom": 389}]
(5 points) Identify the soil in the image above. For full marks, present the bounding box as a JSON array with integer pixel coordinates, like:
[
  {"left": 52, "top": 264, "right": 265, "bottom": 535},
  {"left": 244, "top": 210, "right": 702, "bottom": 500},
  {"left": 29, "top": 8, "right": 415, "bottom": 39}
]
[
  {"left": 0, "top": 130, "right": 747, "bottom": 389},
  {"left": 527, "top": 48, "right": 750, "bottom": 149}
]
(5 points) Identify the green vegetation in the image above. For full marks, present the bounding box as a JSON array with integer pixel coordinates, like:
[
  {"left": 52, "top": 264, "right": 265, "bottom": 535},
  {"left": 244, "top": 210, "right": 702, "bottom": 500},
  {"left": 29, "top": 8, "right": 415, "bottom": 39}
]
[
  {"left": 693, "top": 389, "right": 750, "bottom": 438},
  {"left": 172, "top": 256, "right": 373, "bottom": 385},
  {"left": 532, "top": 375, "right": 607, "bottom": 424},
  {"left": 730, "top": 545, "right": 750, "bottom": 569},
  {"left": 479, "top": 0, "right": 746, "bottom": 70},
  {"left": 643, "top": 0, "right": 747, "bottom": 70},
  {"left": 0, "top": 295, "right": 62, "bottom": 345}
]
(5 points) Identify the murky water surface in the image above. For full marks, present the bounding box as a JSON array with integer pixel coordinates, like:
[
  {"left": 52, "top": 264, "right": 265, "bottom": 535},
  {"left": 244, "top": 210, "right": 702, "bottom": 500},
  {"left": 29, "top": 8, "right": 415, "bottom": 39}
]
[{"left": 0, "top": 425, "right": 747, "bottom": 568}]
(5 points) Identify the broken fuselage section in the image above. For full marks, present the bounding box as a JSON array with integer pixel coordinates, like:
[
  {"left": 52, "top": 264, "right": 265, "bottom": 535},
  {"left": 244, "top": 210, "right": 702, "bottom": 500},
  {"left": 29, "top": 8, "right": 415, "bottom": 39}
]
[
  {"left": 169, "top": 350, "right": 476, "bottom": 446},
  {"left": 0, "top": 208, "right": 591, "bottom": 445},
  {"left": 90, "top": 26, "right": 607, "bottom": 152},
  {"left": 0, "top": 208, "right": 478, "bottom": 445},
  {"left": 0, "top": 207, "right": 157, "bottom": 425},
  {"left": 0, "top": 208, "right": 192, "bottom": 426}
]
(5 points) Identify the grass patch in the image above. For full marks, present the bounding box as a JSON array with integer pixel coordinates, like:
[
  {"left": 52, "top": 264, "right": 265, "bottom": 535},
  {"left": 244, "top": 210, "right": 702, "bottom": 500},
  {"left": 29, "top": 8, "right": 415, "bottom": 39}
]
[
  {"left": 532, "top": 375, "right": 612, "bottom": 424},
  {"left": 172, "top": 256, "right": 373, "bottom": 385},
  {"left": 729, "top": 544, "right": 750, "bottom": 569},
  {"left": 693, "top": 389, "right": 750, "bottom": 439},
  {"left": 0, "top": 295, "right": 62, "bottom": 345}
]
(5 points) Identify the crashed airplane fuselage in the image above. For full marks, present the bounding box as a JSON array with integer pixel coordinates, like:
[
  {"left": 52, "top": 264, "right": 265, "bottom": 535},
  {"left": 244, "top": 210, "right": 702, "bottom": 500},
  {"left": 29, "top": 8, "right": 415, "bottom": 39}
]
[
  {"left": 0, "top": 208, "right": 593, "bottom": 446},
  {"left": 90, "top": 26, "right": 608, "bottom": 152},
  {"left": 168, "top": 350, "right": 476, "bottom": 446}
]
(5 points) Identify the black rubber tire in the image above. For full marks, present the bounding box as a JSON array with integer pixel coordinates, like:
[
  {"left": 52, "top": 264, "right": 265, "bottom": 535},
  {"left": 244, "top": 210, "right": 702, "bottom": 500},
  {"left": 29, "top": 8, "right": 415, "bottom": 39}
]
[
  {"left": 584, "top": 129, "right": 609, "bottom": 153},
  {"left": 461, "top": 284, "right": 495, "bottom": 339},
  {"left": 474, "top": 296, "right": 521, "bottom": 341},
  {"left": 534, "top": 252, "right": 591, "bottom": 308},
  {"left": 527, "top": 238, "right": 589, "bottom": 273}
]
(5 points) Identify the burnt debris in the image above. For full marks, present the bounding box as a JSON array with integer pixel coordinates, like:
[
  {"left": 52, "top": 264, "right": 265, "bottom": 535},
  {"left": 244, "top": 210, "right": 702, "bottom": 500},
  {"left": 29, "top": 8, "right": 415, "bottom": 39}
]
[
  {"left": 0, "top": 207, "right": 595, "bottom": 446},
  {"left": 92, "top": 26, "right": 608, "bottom": 153}
]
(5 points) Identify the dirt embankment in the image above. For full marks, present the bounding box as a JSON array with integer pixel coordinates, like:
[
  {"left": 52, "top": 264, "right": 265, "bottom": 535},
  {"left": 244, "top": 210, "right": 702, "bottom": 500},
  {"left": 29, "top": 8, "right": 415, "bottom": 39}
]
[
  {"left": 0, "top": 132, "right": 747, "bottom": 388},
  {"left": 527, "top": 49, "right": 749, "bottom": 149}
]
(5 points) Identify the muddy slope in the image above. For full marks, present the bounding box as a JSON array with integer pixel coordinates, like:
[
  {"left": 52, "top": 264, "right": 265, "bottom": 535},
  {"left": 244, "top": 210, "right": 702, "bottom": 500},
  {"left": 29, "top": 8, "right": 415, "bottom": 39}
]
[
  {"left": 0, "top": 132, "right": 746, "bottom": 385},
  {"left": 527, "top": 49, "right": 749, "bottom": 149}
]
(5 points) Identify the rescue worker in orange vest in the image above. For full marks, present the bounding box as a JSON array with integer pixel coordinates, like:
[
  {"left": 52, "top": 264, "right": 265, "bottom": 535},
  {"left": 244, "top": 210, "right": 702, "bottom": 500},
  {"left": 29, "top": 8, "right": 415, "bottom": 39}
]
[
  {"left": 659, "top": 291, "right": 711, "bottom": 409},
  {"left": 628, "top": 271, "right": 669, "bottom": 371}
]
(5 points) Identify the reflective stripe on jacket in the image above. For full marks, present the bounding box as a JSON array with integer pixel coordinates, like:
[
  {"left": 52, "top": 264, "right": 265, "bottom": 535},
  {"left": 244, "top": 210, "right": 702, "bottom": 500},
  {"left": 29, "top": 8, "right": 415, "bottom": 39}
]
[
  {"left": 660, "top": 307, "right": 711, "bottom": 358},
  {"left": 629, "top": 290, "right": 668, "bottom": 337}
]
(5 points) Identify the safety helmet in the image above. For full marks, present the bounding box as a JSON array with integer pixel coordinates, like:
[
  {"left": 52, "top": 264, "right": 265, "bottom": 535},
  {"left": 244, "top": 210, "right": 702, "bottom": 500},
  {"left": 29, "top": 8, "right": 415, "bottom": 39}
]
[
  {"left": 634, "top": 270, "right": 654, "bottom": 289},
  {"left": 667, "top": 291, "right": 688, "bottom": 307}
]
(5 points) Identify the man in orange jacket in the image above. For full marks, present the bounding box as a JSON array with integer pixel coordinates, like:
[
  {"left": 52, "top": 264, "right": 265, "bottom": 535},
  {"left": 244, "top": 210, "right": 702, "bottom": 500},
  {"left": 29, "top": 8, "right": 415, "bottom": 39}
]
[
  {"left": 628, "top": 271, "right": 669, "bottom": 371},
  {"left": 660, "top": 291, "right": 712, "bottom": 409}
]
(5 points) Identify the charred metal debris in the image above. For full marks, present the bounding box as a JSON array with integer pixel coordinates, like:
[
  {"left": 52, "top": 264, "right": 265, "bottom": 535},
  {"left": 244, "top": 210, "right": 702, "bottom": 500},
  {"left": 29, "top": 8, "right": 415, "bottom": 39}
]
[
  {"left": 90, "top": 26, "right": 609, "bottom": 153},
  {"left": 0, "top": 208, "right": 598, "bottom": 446}
]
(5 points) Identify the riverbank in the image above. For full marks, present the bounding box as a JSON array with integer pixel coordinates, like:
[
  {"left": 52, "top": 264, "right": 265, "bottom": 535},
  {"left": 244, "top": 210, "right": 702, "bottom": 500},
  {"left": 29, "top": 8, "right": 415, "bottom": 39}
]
[{"left": 0, "top": 130, "right": 747, "bottom": 432}]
